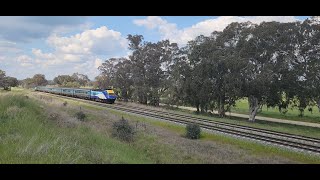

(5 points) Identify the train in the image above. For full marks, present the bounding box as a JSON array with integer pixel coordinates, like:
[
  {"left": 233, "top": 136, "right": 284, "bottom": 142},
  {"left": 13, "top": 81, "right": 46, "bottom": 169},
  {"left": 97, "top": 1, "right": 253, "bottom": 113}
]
[{"left": 35, "top": 86, "right": 117, "bottom": 104}]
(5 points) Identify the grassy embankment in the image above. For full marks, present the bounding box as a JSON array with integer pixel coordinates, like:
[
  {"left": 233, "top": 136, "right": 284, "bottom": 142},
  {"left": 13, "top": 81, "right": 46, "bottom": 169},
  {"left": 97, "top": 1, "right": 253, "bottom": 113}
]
[{"left": 1, "top": 88, "right": 319, "bottom": 163}]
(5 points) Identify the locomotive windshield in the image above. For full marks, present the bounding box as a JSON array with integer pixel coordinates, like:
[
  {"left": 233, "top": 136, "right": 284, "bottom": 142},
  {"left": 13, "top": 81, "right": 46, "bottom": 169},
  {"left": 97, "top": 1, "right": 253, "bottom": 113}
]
[{"left": 106, "top": 89, "right": 115, "bottom": 96}]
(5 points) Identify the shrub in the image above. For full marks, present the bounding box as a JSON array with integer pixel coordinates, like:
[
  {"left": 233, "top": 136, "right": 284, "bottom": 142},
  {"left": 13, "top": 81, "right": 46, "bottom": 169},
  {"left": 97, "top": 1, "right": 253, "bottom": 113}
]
[
  {"left": 49, "top": 113, "right": 60, "bottom": 121},
  {"left": 112, "top": 117, "right": 135, "bottom": 142},
  {"left": 63, "top": 101, "right": 68, "bottom": 106},
  {"left": 185, "top": 123, "right": 201, "bottom": 139},
  {"left": 75, "top": 111, "right": 86, "bottom": 121}
]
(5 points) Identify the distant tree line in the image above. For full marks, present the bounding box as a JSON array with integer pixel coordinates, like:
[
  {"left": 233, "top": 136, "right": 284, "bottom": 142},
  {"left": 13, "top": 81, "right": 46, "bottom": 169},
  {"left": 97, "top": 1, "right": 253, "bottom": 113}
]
[
  {"left": 20, "top": 74, "right": 48, "bottom": 88},
  {"left": 19, "top": 72, "right": 92, "bottom": 89},
  {"left": 95, "top": 16, "right": 320, "bottom": 121},
  {"left": 53, "top": 73, "right": 91, "bottom": 88}
]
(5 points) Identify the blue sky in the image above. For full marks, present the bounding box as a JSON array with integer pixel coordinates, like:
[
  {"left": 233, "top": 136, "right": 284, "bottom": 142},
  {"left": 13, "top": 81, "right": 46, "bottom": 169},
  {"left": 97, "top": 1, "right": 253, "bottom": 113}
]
[{"left": 0, "top": 16, "right": 310, "bottom": 80}]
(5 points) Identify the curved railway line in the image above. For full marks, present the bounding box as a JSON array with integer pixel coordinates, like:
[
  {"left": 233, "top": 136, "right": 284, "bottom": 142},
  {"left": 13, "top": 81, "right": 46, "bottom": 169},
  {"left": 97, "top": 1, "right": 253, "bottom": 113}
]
[{"left": 34, "top": 91, "right": 320, "bottom": 155}]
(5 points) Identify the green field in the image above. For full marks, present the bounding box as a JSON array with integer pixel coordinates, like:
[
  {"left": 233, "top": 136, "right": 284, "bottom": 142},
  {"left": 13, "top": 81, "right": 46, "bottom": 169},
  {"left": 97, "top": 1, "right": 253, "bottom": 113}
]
[
  {"left": 231, "top": 98, "right": 320, "bottom": 124},
  {"left": 1, "top": 88, "right": 320, "bottom": 163}
]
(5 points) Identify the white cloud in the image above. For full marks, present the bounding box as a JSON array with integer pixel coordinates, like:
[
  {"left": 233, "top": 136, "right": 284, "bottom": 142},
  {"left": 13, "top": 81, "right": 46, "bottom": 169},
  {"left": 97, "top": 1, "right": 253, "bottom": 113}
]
[
  {"left": 133, "top": 16, "right": 169, "bottom": 29},
  {"left": 13, "top": 26, "right": 129, "bottom": 79},
  {"left": 47, "top": 26, "right": 127, "bottom": 55},
  {"left": 17, "top": 55, "right": 32, "bottom": 63},
  {"left": 17, "top": 55, "right": 34, "bottom": 67},
  {"left": 32, "top": 49, "right": 55, "bottom": 59},
  {"left": 134, "top": 16, "right": 299, "bottom": 46}
]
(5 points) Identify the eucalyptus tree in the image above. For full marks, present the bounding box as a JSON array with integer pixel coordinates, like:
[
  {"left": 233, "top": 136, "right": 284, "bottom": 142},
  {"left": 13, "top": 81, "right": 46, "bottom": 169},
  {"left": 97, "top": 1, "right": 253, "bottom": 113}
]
[
  {"left": 165, "top": 46, "right": 190, "bottom": 107},
  {"left": 71, "top": 73, "right": 90, "bottom": 87},
  {"left": 126, "top": 34, "right": 179, "bottom": 106},
  {"left": 291, "top": 17, "right": 320, "bottom": 115},
  {"left": 32, "top": 74, "right": 48, "bottom": 86},
  {"left": 127, "top": 35, "right": 148, "bottom": 104},
  {"left": 53, "top": 75, "right": 76, "bottom": 87},
  {"left": 213, "top": 23, "right": 253, "bottom": 117},
  {"left": 94, "top": 74, "right": 110, "bottom": 90},
  {"left": 114, "top": 58, "right": 133, "bottom": 102},
  {"left": 238, "top": 21, "right": 288, "bottom": 121},
  {"left": 185, "top": 35, "right": 214, "bottom": 112}
]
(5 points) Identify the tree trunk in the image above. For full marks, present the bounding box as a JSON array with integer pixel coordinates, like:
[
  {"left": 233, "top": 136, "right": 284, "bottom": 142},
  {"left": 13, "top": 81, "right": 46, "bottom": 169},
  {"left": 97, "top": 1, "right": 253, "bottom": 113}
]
[
  {"left": 218, "top": 95, "right": 225, "bottom": 117},
  {"left": 248, "top": 96, "right": 260, "bottom": 122},
  {"left": 317, "top": 99, "right": 320, "bottom": 112},
  {"left": 138, "top": 94, "right": 143, "bottom": 104},
  {"left": 142, "top": 95, "right": 148, "bottom": 105},
  {"left": 196, "top": 103, "right": 200, "bottom": 113},
  {"left": 200, "top": 104, "right": 204, "bottom": 113},
  {"left": 151, "top": 96, "right": 160, "bottom": 107},
  {"left": 122, "top": 88, "right": 128, "bottom": 102}
]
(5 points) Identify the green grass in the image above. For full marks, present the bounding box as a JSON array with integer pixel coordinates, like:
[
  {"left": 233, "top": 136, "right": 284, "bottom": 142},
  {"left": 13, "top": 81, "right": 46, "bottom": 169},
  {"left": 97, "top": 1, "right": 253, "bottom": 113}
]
[
  {"left": 231, "top": 98, "right": 320, "bottom": 124},
  {"left": 0, "top": 93, "right": 202, "bottom": 163},
  {"left": 0, "top": 95, "right": 153, "bottom": 163}
]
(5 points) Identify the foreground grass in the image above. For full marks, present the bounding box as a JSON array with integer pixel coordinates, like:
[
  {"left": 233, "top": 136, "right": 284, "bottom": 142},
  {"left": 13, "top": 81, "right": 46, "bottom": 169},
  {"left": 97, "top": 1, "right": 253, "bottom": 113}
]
[
  {"left": 231, "top": 98, "right": 320, "bottom": 124},
  {"left": 0, "top": 95, "right": 154, "bottom": 163},
  {"left": 0, "top": 94, "right": 201, "bottom": 163}
]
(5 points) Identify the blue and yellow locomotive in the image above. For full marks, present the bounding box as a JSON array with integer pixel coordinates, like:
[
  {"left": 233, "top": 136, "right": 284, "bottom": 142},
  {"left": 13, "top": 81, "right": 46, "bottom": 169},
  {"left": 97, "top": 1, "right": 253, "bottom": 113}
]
[{"left": 35, "top": 86, "right": 117, "bottom": 104}]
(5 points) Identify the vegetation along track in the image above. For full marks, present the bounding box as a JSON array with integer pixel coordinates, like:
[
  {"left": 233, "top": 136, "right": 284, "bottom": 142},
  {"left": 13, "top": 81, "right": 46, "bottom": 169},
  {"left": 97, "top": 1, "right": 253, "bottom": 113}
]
[{"left": 35, "top": 91, "right": 320, "bottom": 154}]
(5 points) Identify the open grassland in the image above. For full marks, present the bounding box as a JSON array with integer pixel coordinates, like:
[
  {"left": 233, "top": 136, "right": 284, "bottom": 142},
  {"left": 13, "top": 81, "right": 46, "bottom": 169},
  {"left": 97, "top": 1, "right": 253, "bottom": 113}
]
[
  {"left": 1, "top": 88, "right": 319, "bottom": 163},
  {"left": 231, "top": 98, "right": 320, "bottom": 124}
]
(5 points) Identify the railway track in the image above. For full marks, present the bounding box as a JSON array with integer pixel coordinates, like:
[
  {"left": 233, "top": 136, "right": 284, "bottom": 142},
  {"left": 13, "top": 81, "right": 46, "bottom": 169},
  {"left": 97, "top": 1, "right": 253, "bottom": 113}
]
[
  {"left": 34, "top": 91, "right": 320, "bottom": 154},
  {"left": 115, "top": 103, "right": 320, "bottom": 143}
]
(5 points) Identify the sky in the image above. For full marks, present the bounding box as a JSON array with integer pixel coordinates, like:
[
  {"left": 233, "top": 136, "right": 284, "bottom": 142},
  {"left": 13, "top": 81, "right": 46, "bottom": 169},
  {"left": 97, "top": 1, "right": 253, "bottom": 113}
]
[{"left": 0, "top": 16, "right": 310, "bottom": 80}]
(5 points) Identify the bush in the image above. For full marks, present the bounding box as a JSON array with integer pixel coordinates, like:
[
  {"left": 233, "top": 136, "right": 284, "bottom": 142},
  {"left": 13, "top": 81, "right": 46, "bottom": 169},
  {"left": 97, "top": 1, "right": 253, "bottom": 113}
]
[
  {"left": 185, "top": 123, "right": 201, "bottom": 139},
  {"left": 49, "top": 113, "right": 60, "bottom": 121},
  {"left": 63, "top": 101, "right": 68, "bottom": 106},
  {"left": 75, "top": 111, "right": 86, "bottom": 121},
  {"left": 112, "top": 117, "right": 135, "bottom": 142}
]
